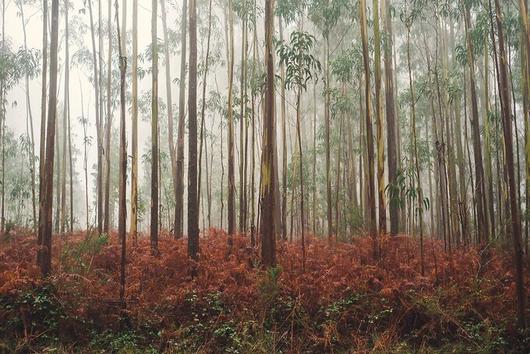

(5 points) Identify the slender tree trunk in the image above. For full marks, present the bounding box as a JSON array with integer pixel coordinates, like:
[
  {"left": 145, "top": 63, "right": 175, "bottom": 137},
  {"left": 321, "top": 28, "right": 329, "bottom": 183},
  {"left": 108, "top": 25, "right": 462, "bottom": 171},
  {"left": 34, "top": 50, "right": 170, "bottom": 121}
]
[
  {"left": 38, "top": 0, "right": 59, "bottom": 277},
  {"left": 150, "top": 0, "right": 159, "bottom": 254},
  {"left": 60, "top": 0, "right": 69, "bottom": 234},
  {"left": 463, "top": 1, "right": 489, "bottom": 243},
  {"left": 188, "top": 0, "right": 199, "bottom": 261},
  {"left": 18, "top": 2, "right": 37, "bottom": 231},
  {"left": 130, "top": 0, "right": 138, "bottom": 243},
  {"left": 103, "top": 0, "right": 112, "bottom": 234},
  {"left": 197, "top": 0, "right": 213, "bottom": 222},
  {"left": 160, "top": 0, "right": 176, "bottom": 214},
  {"left": 116, "top": 0, "right": 127, "bottom": 304},
  {"left": 325, "top": 36, "right": 333, "bottom": 241},
  {"left": 382, "top": 0, "right": 398, "bottom": 236},
  {"left": 373, "top": 0, "right": 386, "bottom": 234},
  {"left": 279, "top": 18, "right": 287, "bottom": 241},
  {"left": 227, "top": 0, "right": 236, "bottom": 239},
  {"left": 261, "top": 0, "right": 276, "bottom": 267},
  {"left": 38, "top": 0, "right": 48, "bottom": 246},
  {"left": 360, "top": 0, "right": 378, "bottom": 256},
  {"left": 175, "top": 0, "right": 188, "bottom": 238},
  {"left": 406, "top": 20, "right": 425, "bottom": 276}
]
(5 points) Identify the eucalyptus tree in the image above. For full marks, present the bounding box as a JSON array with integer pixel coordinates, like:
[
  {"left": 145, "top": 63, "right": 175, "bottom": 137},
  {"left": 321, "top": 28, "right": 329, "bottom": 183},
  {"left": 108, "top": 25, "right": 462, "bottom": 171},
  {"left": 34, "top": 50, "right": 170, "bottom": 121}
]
[
  {"left": 462, "top": 0, "right": 489, "bottom": 244},
  {"left": 86, "top": 0, "right": 104, "bottom": 236},
  {"left": 308, "top": 0, "right": 348, "bottom": 240},
  {"left": 115, "top": 0, "right": 127, "bottom": 305},
  {"left": 277, "top": 30, "right": 321, "bottom": 270},
  {"left": 382, "top": 0, "right": 399, "bottom": 236},
  {"left": 38, "top": 0, "right": 60, "bottom": 277},
  {"left": 401, "top": 0, "right": 425, "bottom": 274},
  {"left": 130, "top": 0, "right": 138, "bottom": 243},
  {"left": 16, "top": 0, "right": 37, "bottom": 230},
  {"left": 150, "top": 0, "right": 159, "bottom": 254},
  {"left": 188, "top": 0, "right": 199, "bottom": 261},
  {"left": 276, "top": 0, "right": 304, "bottom": 241},
  {"left": 490, "top": 0, "right": 526, "bottom": 330},
  {"left": 360, "top": 0, "right": 377, "bottom": 253},
  {"left": 226, "top": 0, "right": 236, "bottom": 238},
  {"left": 60, "top": 0, "right": 70, "bottom": 234},
  {"left": 175, "top": 0, "right": 187, "bottom": 239},
  {"left": 160, "top": 0, "right": 177, "bottom": 227},
  {"left": 373, "top": 0, "right": 386, "bottom": 234},
  {"left": 261, "top": 0, "right": 276, "bottom": 267}
]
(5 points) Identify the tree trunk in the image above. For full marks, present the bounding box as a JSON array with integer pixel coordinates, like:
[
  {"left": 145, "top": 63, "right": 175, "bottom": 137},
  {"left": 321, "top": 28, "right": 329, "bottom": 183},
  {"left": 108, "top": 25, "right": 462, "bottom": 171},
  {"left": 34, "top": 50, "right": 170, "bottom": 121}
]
[
  {"left": 382, "top": 0, "right": 398, "bottom": 236},
  {"left": 130, "top": 0, "right": 138, "bottom": 244},
  {"left": 175, "top": 0, "right": 188, "bottom": 239},
  {"left": 360, "top": 0, "right": 378, "bottom": 255},
  {"left": 227, "top": 0, "right": 236, "bottom": 239},
  {"left": 463, "top": 2, "right": 489, "bottom": 243},
  {"left": 261, "top": 0, "right": 277, "bottom": 267},
  {"left": 38, "top": 0, "right": 48, "bottom": 246},
  {"left": 491, "top": 0, "right": 526, "bottom": 330},
  {"left": 38, "top": 0, "right": 59, "bottom": 277},
  {"left": 187, "top": 0, "right": 199, "bottom": 261},
  {"left": 116, "top": 0, "right": 127, "bottom": 304},
  {"left": 150, "top": 0, "right": 159, "bottom": 254},
  {"left": 373, "top": 0, "right": 386, "bottom": 234}
]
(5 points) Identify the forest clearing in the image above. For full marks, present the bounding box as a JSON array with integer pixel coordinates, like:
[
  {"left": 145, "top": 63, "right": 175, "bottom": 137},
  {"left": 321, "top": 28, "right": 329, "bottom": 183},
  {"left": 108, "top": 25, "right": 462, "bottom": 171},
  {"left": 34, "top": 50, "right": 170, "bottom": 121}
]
[{"left": 1, "top": 0, "right": 530, "bottom": 351}]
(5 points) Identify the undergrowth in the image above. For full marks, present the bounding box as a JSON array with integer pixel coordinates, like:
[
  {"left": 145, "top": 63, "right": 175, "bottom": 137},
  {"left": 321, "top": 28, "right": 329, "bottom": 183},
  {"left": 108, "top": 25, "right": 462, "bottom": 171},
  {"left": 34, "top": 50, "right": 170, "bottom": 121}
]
[{"left": 0, "top": 230, "right": 528, "bottom": 353}]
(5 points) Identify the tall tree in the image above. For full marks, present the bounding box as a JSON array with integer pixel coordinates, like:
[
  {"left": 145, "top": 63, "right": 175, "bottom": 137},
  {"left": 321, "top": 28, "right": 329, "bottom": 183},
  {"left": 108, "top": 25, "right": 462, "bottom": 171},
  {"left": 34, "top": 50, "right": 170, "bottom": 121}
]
[
  {"left": 38, "top": 0, "right": 48, "bottom": 247},
  {"left": 17, "top": 0, "right": 37, "bottom": 231},
  {"left": 187, "top": 0, "right": 199, "bottom": 260},
  {"left": 38, "top": 0, "right": 60, "bottom": 277},
  {"left": 160, "top": 0, "right": 177, "bottom": 222},
  {"left": 227, "top": 0, "right": 236, "bottom": 238},
  {"left": 373, "top": 0, "right": 386, "bottom": 234},
  {"left": 261, "top": 0, "right": 276, "bottom": 267},
  {"left": 174, "top": 0, "right": 188, "bottom": 238},
  {"left": 463, "top": 0, "right": 489, "bottom": 244},
  {"left": 491, "top": 0, "right": 526, "bottom": 330},
  {"left": 60, "top": 0, "right": 70, "bottom": 234},
  {"left": 130, "top": 0, "right": 139, "bottom": 243},
  {"left": 115, "top": 0, "right": 127, "bottom": 304},
  {"left": 150, "top": 0, "right": 159, "bottom": 254},
  {"left": 103, "top": 0, "right": 112, "bottom": 234},
  {"left": 359, "top": 0, "right": 377, "bottom": 254},
  {"left": 382, "top": 0, "right": 398, "bottom": 235}
]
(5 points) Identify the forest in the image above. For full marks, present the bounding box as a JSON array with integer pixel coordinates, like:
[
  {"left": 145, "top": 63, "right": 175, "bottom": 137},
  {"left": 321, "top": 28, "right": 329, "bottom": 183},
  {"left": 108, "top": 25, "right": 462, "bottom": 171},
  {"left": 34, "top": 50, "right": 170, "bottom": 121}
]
[{"left": 0, "top": 0, "right": 529, "bottom": 352}]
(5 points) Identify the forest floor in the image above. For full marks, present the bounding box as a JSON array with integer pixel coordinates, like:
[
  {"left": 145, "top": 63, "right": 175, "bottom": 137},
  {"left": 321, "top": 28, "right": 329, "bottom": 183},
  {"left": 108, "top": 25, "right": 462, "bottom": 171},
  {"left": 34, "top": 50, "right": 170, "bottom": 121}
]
[{"left": 0, "top": 229, "right": 528, "bottom": 353}]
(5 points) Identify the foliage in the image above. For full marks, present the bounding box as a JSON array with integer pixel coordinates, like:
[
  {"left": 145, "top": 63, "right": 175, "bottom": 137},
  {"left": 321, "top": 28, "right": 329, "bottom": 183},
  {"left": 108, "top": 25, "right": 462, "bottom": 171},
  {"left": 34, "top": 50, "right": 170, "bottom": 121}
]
[
  {"left": 0, "top": 231, "right": 527, "bottom": 352},
  {"left": 277, "top": 31, "right": 321, "bottom": 92}
]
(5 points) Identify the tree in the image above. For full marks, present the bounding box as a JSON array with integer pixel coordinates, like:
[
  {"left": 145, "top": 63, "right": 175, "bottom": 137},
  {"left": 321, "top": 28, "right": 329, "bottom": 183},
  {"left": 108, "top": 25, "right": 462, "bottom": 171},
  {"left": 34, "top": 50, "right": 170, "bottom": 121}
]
[
  {"left": 261, "top": 0, "right": 276, "bottom": 267},
  {"left": 463, "top": 0, "right": 489, "bottom": 244},
  {"left": 359, "top": 0, "right": 377, "bottom": 254},
  {"left": 227, "top": 0, "right": 236, "bottom": 238},
  {"left": 103, "top": 0, "right": 113, "bottom": 234},
  {"left": 115, "top": 0, "right": 127, "bottom": 304},
  {"left": 188, "top": 0, "right": 199, "bottom": 261},
  {"left": 490, "top": 0, "right": 526, "bottom": 330},
  {"left": 277, "top": 30, "right": 321, "bottom": 270},
  {"left": 38, "top": 0, "right": 60, "bottom": 277},
  {"left": 382, "top": 0, "right": 398, "bottom": 236},
  {"left": 150, "top": 0, "right": 159, "bottom": 254},
  {"left": 38, "top": 0, "right": 48, "bottom": 246},
  {"left": 130, "top": 0, "right": 139, "bottom": 243},
  {"left": 160, "top": 0, "right": 177, "bottom": 231},
  {"left": 175, "top": 0, "right": 188, "bottom": 239},
  {"left": 373, "top": 0, "right": 386, "bottom": 234},
  {"left": 16, "top": 0, "right": 37, "bottom": 231}
]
